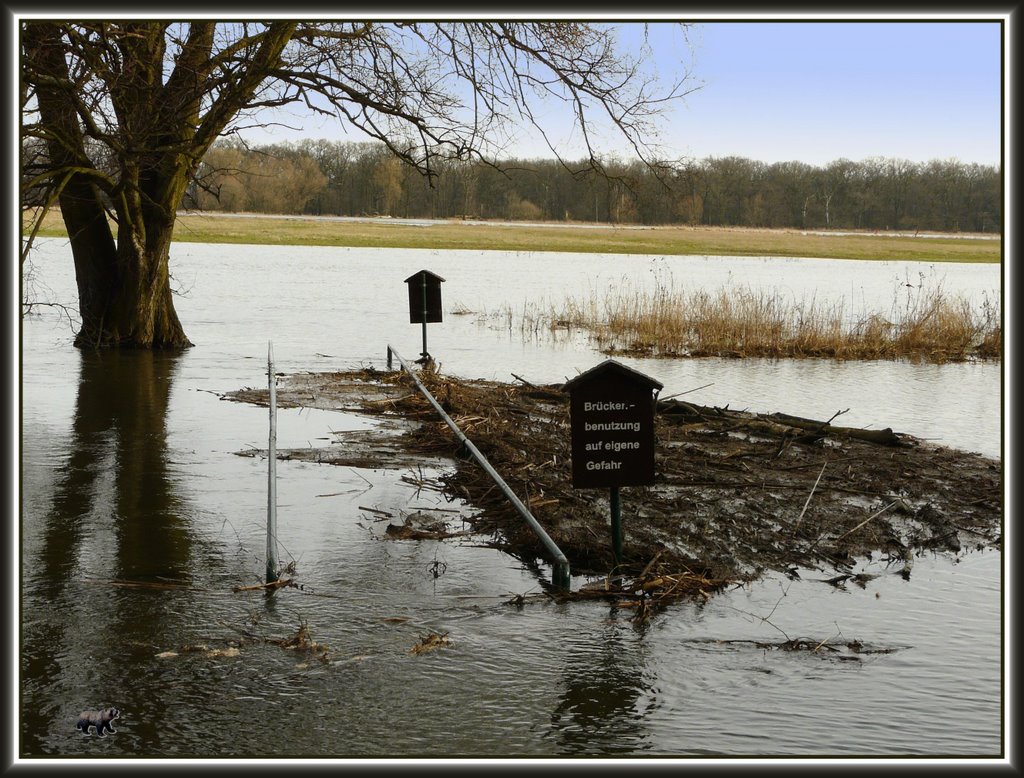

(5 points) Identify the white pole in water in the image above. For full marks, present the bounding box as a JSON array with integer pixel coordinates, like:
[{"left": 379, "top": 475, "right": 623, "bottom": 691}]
[{"left": 266, "top": 340, "right": 278, "bottom": 584}]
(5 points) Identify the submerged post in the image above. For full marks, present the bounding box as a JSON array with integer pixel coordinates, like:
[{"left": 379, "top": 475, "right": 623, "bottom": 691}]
[{"left": 266, "top": 341, "right": 278, "bottom": 584}]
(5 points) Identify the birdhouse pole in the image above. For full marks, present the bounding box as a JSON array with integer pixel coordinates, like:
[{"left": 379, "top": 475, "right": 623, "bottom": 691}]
[
  {"left": 405, "top": 270, "right": 445, "bottom": 364},
  {"left": 421, "top": 273, "right": 429, "bottom": 360}
]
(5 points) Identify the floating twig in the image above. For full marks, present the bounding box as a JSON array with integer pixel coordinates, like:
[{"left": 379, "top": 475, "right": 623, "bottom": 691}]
[
  {"left": 232, "top": 577, "right": 297, "bottom": 593},
  {"left": 410, "top": 632, "right": 453, "bottom": 654}
]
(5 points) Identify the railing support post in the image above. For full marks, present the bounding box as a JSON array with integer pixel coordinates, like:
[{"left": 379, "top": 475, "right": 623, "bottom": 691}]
[{"left": 266, "top": 341, "right": 278, "bottom": 584}]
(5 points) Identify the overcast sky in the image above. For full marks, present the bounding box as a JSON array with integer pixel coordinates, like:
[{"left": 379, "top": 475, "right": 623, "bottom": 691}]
[{"left": 236, "top": 17, "right": 1005, "bottom": 168}]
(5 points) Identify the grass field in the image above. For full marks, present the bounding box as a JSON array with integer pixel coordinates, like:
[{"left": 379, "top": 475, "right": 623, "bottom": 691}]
[{"left": 24, "top": 208, "right": 1001, "bottom": 264}]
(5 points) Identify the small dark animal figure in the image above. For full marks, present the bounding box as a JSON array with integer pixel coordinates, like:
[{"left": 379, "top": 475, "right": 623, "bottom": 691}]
[{"left": 75, "top": 707, "right": 120, "bottom": 737}]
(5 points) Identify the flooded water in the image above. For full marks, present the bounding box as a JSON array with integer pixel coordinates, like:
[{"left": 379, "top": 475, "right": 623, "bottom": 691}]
[{"left": 18, "top": 237, "right": 1005, "bottom": 761}]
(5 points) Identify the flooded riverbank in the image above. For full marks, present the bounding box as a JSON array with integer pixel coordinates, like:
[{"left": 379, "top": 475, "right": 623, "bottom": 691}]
[{"left": 17, "top": 238, "right": 1005, "bottom": 760}]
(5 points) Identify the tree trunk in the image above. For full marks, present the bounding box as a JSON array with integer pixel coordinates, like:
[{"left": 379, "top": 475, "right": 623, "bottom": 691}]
[
  {"left": 71, "top": 220, "right": 193, "bottom": 350},
  {"left": 56, "top": 188, "right": 191, "bottom": 349}
]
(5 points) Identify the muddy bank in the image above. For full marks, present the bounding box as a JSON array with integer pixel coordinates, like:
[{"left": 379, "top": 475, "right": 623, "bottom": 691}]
[{"left": 225, "top": 365, "right": 1001, "bottom": 592}]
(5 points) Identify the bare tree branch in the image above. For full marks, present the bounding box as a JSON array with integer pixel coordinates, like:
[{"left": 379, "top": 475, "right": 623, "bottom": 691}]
[{"left": 20, "top": 20, "right": 697, "bottom": 348}]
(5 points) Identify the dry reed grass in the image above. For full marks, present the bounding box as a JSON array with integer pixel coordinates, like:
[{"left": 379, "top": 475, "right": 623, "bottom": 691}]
[{"left": 494, "top": 277, "right": 1001, "bottom": 364}]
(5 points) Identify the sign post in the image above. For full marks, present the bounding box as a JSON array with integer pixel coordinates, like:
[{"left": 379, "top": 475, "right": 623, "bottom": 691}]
[
  {"left": 563, "top": 360, "right": 663, "bottom": 566},
  {"left": 610, "top": 485, "right": 622, "bottom": 563},
  {"left": 404, "top": 269, "right": 445, "bottom": 362}
]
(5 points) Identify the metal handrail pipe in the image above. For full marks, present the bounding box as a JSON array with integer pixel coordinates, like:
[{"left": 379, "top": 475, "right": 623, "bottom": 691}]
[{"left": 387, "top": 345, "right": 571, "bottom": 589}]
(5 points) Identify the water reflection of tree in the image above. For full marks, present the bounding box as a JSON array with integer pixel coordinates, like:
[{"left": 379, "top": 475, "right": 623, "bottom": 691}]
[
  {"left": 22, "top": 350, "right": 190, "bottom": 755},
  {"left": 549, "top": 615, "right": 655, "bottom": 755},
  {"left": 34, "top": 350, "right": 190, "bottom": 583}
]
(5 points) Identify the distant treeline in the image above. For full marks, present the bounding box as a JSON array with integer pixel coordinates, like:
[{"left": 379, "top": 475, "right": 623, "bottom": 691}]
[{"left": 39, "top": 135, "right": 1003, "bottom": 233}]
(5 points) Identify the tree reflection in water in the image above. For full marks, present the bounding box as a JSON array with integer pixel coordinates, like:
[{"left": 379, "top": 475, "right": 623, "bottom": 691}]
[{"left": 22, "top": 349, "right": 195, "bottom": 755}]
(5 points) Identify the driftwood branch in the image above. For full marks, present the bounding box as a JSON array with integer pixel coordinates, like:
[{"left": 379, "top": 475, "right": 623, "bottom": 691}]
[
  {"left": 659, "top": 399, "right": 904, "bottom": 447},
  {"left": 766, "top": 412, "right": 902, "bottom": 446}
]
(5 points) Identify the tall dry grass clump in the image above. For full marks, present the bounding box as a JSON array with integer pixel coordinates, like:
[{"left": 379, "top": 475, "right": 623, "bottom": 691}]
[
  {"left": 504, "top": 276, "right": 1000, "bottom": 364},
  {"left": 887, "top": 293, "right": 974, "bottom": 363}
]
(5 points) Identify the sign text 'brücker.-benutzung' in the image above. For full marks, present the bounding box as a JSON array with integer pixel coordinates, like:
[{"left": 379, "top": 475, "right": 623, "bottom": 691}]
[{"left": 564, "top": 361, "right": 663, "bottom": 489}]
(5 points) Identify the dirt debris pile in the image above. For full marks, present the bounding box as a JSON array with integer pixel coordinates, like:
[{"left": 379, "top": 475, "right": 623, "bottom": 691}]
[{"left": 227, "top": 365, "right": 1001, "bottom": 587}]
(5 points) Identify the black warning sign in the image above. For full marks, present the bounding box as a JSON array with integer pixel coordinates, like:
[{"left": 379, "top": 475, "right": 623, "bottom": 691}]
[{"left": 563, "top": 360, "right": 662, "bottom": 489}]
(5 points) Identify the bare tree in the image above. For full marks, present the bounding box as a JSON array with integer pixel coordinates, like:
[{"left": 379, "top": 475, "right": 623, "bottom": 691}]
[
  {"left": 21, "top": 20, "right": 695, "bottom": 348},
  {"left": 815, "top": 158, "right": 855, "bottom": 229}
]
